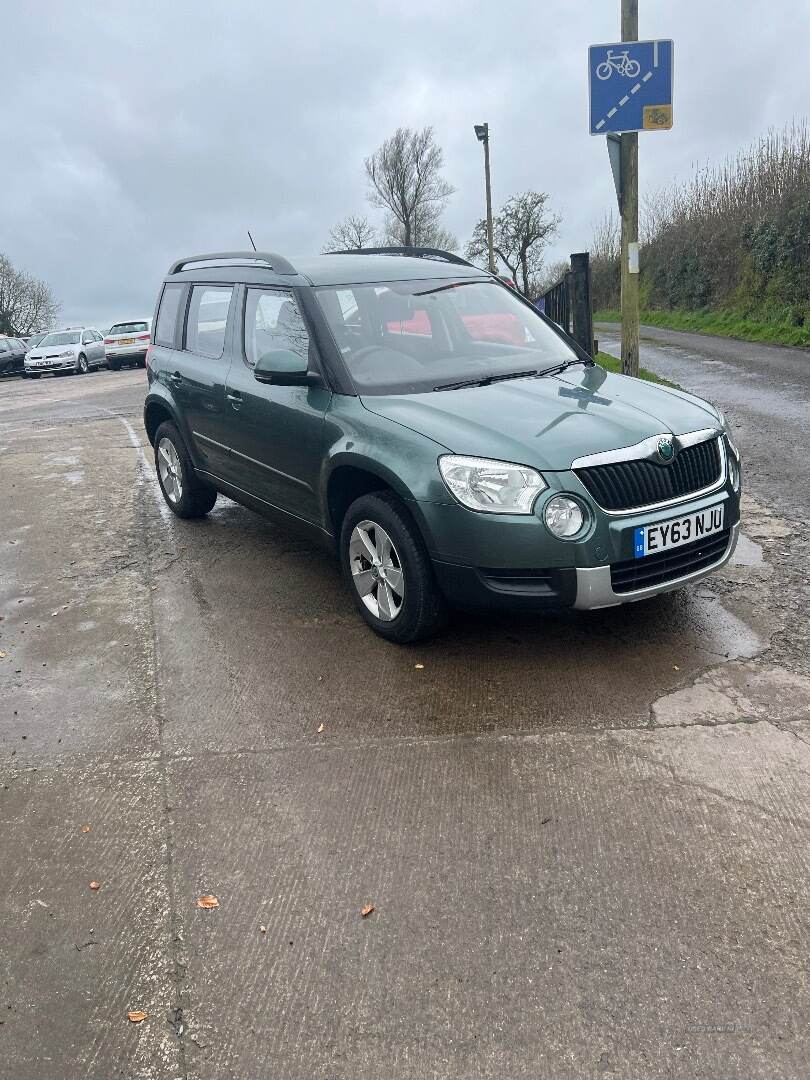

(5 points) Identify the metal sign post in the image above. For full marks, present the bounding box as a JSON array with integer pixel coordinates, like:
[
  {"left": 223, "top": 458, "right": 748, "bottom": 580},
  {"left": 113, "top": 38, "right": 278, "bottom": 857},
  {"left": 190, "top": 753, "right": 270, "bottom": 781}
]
[{"left": 588, "top": 4, "right": 674, "bottom": 378}]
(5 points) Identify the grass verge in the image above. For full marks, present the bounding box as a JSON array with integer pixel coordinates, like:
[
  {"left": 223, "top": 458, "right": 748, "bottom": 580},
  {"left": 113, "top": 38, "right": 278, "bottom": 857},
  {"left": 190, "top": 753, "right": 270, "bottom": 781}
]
[
  {"left": 595, "top": 351, "right": 677, "bottom": 388},
  {"left": 594, "top": 308, "right": 810, "bottom": 348}
]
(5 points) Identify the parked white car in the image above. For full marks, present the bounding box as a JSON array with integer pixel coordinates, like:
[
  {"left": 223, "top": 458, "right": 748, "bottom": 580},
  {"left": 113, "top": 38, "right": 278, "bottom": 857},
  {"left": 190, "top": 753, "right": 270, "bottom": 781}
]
[
  {"left": 24, "top": 328, "right": 106, "bottom": 377},
  {"left": 104, "top": 319, "right": 152, "bottom": 369}
]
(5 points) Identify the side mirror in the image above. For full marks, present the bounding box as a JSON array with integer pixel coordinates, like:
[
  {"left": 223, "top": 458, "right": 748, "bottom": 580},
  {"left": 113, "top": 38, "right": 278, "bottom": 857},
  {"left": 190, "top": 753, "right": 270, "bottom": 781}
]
[{"left": 254, "top": 349, "right": 315, "bottom": 385}]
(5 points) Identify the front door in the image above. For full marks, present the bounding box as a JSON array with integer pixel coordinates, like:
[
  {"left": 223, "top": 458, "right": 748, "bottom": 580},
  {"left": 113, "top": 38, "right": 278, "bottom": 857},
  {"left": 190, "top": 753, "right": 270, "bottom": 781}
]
[{"left": 222, "top": 286, "right": 330, "bottom": 524}]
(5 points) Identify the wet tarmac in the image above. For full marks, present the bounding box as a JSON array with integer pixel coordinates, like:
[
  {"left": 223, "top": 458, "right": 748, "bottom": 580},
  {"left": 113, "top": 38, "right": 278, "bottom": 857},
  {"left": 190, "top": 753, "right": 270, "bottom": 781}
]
[
  {"left": 597, "top": 324, "right": 810, "bottom": 521},
  {"left": 1, "top": 363, "right": 809, "bottom": 1079}
]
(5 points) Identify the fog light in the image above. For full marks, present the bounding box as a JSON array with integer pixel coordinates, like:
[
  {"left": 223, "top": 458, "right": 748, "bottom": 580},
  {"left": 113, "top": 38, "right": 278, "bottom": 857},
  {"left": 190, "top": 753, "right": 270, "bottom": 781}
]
[{"left": 544, "top": 495, "right": 585, "bottom": 539}]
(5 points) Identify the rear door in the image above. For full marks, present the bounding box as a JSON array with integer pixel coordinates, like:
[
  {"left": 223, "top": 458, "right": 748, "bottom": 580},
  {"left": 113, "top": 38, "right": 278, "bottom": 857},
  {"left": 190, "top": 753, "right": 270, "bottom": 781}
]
[
  {"left": 222, "top": 286, "right": 330, "bottom": 523},
  {"left": 170, "top": 283, "right": 236, "bottom": 480}
]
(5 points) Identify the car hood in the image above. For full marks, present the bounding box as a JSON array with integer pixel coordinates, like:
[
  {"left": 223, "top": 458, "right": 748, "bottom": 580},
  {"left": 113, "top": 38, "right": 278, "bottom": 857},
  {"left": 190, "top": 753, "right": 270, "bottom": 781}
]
[
  {"left": 28, "top": 346, "right": 75, "bottom": 357},
  {"left": 360, "top": 365, "right": 721, "bottom": 471}
]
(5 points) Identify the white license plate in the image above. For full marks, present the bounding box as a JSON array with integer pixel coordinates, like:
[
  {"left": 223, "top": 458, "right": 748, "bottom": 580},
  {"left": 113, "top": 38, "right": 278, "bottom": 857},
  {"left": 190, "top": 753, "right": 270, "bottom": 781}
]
[{"left": 634, "top": 503, "right": 725, "bottom": 558}]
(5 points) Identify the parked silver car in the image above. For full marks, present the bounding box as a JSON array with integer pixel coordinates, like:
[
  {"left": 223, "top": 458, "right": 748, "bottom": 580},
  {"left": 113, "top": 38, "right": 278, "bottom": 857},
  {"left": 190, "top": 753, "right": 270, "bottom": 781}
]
[
  {"left": 24, "top": 327, "right": 106, "bottom": 377},
  {"left": 104, "top": 318, "right": 151, "bottom": 369}
]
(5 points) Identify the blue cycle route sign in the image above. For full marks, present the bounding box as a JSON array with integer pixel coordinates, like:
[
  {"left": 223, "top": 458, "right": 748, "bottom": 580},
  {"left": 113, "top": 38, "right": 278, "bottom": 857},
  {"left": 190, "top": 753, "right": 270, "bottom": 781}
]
[{"left": 589, "top": 39, "right": 673, "bottom": 135}]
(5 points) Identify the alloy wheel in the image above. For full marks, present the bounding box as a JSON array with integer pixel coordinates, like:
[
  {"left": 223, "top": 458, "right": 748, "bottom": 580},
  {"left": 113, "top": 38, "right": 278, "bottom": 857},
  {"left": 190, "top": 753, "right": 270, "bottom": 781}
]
[
  {"left": 157, "top": 437, "right": 183, "bottom": 503},
  {"left": 79, "top": 354, "right": 88, "bottom": 373},
  {"left": 349, "top": 519, "right": 404, "bottom": 621}
]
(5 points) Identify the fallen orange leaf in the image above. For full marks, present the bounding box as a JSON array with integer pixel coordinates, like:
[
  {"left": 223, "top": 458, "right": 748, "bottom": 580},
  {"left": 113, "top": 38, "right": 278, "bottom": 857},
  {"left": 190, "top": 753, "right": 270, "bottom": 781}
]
[
  {"left": 81, "top": 825, "right": 91, "bottom": 834},
  {"left": 361, "top": 904, "right": 375, "bottom": 917},
  {"left": 197, "top": 894, "right": 219, "bottom": 909},
  {"left": 127, "top": 1010, "right": 148, "bottom": 1023},
  {"left": 89, "top": 881, "right": 101, "bottom": 891},
  {"left": 317, "top": 723, "right": 325, "bottom": 733}
]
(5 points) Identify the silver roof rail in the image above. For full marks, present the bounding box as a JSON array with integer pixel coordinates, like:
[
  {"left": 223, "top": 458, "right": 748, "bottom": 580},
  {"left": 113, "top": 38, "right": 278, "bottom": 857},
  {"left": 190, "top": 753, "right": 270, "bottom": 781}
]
[{"left": 167, "top": 251, "right": 297, "bottom": 276}]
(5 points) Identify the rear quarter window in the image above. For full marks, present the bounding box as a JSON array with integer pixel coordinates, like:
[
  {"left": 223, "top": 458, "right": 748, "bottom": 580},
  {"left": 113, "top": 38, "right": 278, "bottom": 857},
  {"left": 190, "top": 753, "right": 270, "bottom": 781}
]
[{"left": 154, "top": 284, "right": 185, "bottom": 348}]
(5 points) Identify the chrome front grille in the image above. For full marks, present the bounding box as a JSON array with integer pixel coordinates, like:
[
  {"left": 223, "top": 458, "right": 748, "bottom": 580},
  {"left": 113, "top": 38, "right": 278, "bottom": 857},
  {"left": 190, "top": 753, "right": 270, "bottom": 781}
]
[{"left": 574, "top": 437, "right": 723, "bottom": 512}]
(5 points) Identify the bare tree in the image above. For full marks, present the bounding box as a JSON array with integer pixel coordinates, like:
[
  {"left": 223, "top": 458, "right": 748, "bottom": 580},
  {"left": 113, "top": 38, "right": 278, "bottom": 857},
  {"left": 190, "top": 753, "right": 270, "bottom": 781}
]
[
  {"left": 590, "top": 209, "right": 621, "bottom": 262},
  {"left": 382, "top": 205, "right": 458, "bottom": 251},
  {"left": 365, "top": 126, "right": 455, "bottom": 248},
  {"left": 324, "top": 214, "right": 378, "bottom": 252},
  {"left": 0, "top": 254, "right": 60, "bottom": 335},
  {"left": 466, "top": 191, "right": 560, "bottom": 295}
]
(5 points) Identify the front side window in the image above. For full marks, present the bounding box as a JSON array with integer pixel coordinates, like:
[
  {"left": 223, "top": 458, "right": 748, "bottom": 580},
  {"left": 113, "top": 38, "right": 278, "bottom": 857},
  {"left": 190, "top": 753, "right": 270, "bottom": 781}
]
[
  {"left": 315, "top": 278, "right": 574, "bottom": 395},
  {"left": 244, "top": 288, "right": 310, "bottom": 368},
  {"left": 186, "top": 286, "right": 233, "bottom": 359},
  {"left": 40, "top": 331, "right": 81, "bottom": 348},
  {"left": 82, "top": 331, "right": 93, "bottom": 344},
  {"left": 154, "top": 283, "right": 185, "bottom": 348}
]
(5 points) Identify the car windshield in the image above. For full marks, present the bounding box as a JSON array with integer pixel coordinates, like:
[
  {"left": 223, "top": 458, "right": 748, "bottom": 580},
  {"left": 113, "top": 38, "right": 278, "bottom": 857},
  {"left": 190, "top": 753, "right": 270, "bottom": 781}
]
[
  {"left": 315, "top": 278, "right": 575, "bottom": 395},
  {"left": 40, "top": 331, "right": 80, "bottom": 347},
  {"left": 110, "top": 322, "right": 148, "bottom": 334},
  {"left": 28, "top": 333, "right": 47, "bottom": 347}
]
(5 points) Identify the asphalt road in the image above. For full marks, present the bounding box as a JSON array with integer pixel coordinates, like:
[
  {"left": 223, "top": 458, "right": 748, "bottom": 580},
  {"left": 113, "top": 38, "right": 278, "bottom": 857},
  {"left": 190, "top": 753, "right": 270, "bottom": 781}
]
[
  {"left": 597, "top": 324, "right": 810, "bottom": 520},
  {"left": 1, "top": 357, "right": 809, "bottom": 1079}
]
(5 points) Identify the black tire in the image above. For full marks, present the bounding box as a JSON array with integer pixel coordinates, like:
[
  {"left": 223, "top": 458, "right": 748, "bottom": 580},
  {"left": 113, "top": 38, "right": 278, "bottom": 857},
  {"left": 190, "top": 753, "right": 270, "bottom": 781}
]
[
  {"left": 77, "top": 354, "right": 88, "bottom": 374},
  {"left": 107, "top": 360, "right": 120, "bottom": 371},
  {"left": 27, "top": 372, "right": 41, "bottom": 379},
  {"left": 340, "top": 491, "right": 446, "bottom": 643},
  {"left": 153, "top": 420, "right": 218, "bottom": 519}
]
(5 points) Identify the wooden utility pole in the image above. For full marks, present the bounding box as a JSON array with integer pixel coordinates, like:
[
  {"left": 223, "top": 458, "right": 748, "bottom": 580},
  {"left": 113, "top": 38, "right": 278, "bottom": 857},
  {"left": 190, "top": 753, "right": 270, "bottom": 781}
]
[{"left": 620, "top": 0, "right": 639, "bottom": 377}]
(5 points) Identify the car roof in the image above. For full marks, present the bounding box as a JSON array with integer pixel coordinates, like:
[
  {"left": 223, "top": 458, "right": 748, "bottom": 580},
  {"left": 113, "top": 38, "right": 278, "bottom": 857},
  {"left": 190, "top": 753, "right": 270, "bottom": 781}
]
[{"left": 165, "top": 252, "right": 488, "bottom": 288}]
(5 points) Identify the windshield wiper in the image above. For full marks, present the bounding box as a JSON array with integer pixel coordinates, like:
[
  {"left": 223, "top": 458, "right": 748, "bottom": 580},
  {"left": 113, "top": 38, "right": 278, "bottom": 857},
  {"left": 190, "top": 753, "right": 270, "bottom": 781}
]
[
  {"left": 534, "top": 357, "right": 595, "bottom": 378},
  {"left": 434, "top": 369, "right": 539, "bottom": 392},
  {"left": 414, "top": 281, "right": 482, "bottom": 297}
]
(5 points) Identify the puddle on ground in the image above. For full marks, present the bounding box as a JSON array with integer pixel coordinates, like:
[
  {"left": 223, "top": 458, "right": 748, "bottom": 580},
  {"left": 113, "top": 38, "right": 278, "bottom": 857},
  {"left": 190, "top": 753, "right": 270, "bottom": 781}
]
[{"left": 731, "top": 533, "right": 766, "bottom": 568}]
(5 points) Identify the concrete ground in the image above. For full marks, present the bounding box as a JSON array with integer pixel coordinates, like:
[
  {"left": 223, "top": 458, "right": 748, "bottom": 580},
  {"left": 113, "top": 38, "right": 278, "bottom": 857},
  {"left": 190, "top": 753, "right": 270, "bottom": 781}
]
[{"left": 1, "top": 344, "right": 809, "bottom": 1079}]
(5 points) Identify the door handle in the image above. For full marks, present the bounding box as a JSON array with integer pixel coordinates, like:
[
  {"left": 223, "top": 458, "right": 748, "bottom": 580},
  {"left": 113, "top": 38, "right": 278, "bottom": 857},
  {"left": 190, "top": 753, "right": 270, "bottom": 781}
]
[{"left": 226, "top": 390, "right": 242, "bottom": 410}]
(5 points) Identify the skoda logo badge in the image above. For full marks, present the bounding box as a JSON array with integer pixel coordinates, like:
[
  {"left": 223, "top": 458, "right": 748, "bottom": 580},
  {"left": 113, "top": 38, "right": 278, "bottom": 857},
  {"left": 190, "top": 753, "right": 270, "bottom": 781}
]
[{"left": 657, "top": 436, "right": 675, "bottom": 462}]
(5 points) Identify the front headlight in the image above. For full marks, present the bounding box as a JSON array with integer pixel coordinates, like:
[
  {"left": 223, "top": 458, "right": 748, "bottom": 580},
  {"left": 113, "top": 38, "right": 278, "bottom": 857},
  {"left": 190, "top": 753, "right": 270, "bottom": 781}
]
[
  {"left": 57, "top": 350, "right": 74, "bottom": 358},
  {"left": 439, "top": 455, "right": 547, "bottom": 514}
]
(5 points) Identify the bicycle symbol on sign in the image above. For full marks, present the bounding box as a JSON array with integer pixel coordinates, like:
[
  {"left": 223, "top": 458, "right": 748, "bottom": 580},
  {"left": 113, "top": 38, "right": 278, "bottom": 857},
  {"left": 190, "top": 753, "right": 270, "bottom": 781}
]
[{"left": 596, "top": 49, "right": 641, "bottom": 80}]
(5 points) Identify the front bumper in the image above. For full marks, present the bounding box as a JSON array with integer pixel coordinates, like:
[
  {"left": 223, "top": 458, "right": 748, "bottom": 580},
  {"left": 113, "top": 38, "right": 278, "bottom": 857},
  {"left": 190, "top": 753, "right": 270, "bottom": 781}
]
[
  {"left": 432, "top": 522, "right": 739, "bottom": 612},
  {"left": 25, "top": 357, "right": 76, "bottom": 373}
]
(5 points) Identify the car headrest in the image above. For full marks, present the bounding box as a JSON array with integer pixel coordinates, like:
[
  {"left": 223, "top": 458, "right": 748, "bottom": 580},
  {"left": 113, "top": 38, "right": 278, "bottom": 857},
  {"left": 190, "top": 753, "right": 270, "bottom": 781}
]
[{"left": 377, "top": 290, "right": 414, "bottom": 323}]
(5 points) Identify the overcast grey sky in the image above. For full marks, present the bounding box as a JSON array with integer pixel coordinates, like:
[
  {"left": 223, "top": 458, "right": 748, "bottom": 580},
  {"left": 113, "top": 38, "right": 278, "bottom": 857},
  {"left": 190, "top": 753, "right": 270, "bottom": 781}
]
[{"left": 3, "top": 0, "right": 807, "bottom": 329}]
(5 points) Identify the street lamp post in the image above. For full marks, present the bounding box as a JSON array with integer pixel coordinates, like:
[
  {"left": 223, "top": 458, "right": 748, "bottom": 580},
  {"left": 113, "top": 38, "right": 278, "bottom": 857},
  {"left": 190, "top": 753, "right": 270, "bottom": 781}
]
[{"left": 474, "top": 123, "right": 496, "bottom": 275}]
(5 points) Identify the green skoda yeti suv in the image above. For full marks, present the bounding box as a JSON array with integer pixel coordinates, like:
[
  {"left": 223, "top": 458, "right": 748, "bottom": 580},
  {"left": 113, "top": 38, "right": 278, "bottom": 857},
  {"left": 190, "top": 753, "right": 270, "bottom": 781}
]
[{"left": 143, "top": 248, "right": 741, "bottom": 642}]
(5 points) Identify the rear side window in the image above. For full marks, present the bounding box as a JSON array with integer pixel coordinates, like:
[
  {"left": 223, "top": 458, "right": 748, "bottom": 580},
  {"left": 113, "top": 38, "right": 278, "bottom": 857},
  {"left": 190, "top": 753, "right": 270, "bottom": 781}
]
[
  {"left": 154, "top": 284, "right": 185, "bottom": 348},
  {"left": 186, "top": 286, "right": 233, "bottom": 359},
  {"left": 244, "top": 288, "right": 310, "bottom": 367}
]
